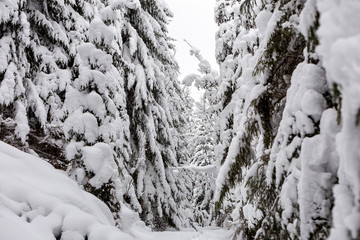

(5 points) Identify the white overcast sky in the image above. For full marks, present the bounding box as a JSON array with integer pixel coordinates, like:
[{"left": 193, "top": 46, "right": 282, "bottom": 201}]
[{"left": 165, "top": 0, "right": 218, "bottom": 99}]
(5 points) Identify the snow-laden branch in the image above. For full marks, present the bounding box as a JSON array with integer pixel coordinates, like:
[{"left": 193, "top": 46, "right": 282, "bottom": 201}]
[{"left": 182, "top": 40, "right": 217, "bottom": 90}]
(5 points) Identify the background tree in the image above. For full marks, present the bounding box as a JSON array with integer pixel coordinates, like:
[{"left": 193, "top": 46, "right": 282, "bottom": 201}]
[{"left": 190, "top": 97, "right": 216, "bottom": 227}]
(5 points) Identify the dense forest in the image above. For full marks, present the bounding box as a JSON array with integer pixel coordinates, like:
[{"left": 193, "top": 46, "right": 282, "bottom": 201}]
[{"left": 0, "top": 0, "right": 359, "bottom": 239}]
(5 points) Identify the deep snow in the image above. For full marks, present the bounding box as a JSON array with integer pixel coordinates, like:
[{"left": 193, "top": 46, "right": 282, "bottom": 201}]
[{"left": 0, "top": 140, "right": 231, "bottom": 240}]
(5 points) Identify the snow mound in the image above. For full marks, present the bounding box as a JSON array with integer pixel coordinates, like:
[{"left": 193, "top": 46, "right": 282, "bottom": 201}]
[{"left": 0, "top": 141, "right": 134, "bottom": 240}]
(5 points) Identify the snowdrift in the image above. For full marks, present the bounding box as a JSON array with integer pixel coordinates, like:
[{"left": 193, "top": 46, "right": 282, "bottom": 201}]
[
  {"left": 0, "top": 140, "right": 136, "bottom": 240},
  {"left": 0, "top": 141, "right": 232, "bottom": 240}
]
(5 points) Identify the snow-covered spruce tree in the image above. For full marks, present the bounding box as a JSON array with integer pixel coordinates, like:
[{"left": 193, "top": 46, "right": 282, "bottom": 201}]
[
  {"left": 165, "top": 49, "right": 195, "bottom": 230},
  {"left": 120, "top": 0, "right": 192, "bottom": 230},
  {"left": 189, "top": 97, "right": 217, "bottom": 227},
  {"left": 0, "top": 0, "right": 193, "bottom": 229},
  {"left": 0, "top": 0, "right": 134, "bottom": 224},
  {"left": 266, "top": 1, "right": 360, "bottom": 238},
  {"left": 211, "top": 0, "right": 242, "bottom": 226},
  {"left": 212, "top": 0, "right": 360, "bottom": 239},
  {"left": 211, "top": 0, "right": 336, "bottom": 239},
  {"left": 213, "top": 0, "right": 264, "bottom": 229},
  {"left": 181, "top": 43, "right": 220, "bottom": 227},
  {"left": 264, "top": 1, "right": 338, "bottom": 239},
  {"left": 168, "top": 75, "right": 195, "bottom": 229},
  {"left": 0, "top": 0, "right": 30, "bottom": 144},
  {"left": 0, "top": 0, "right": 70, "bottom": 167},
  {"left": 62, "top": 1, "right": 136, "bottom": 225}
]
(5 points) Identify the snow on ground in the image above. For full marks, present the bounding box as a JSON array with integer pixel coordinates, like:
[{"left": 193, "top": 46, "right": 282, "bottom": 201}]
[
  {"left": 0, "top": 141, "right": 231, "bottom": 240},
  {"left": 132, "top": 227, "right": 231, "bottom": 240},
  {"left": 0, "top": 141, "right": 134, "bottom": 240}
]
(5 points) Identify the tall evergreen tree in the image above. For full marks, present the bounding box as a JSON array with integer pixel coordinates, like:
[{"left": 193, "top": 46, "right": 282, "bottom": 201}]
[
  {"left": 62, "top": 1, "right": 134, "bottom": 224},
  {"left": 0, "top": 0, "right": 133, "bottom": 224},
  {"left": 0, "top": 0, "right": 192, "bottom": 229},
  {"left": 212, "top": 0, "right": 336, "bottom": 239},
  {"left": 0, "top": 0, "right": 71, "bottom": 166},
  {"left": 190, "top": 97, "right": 216, "bottom": 227},
  {"left": 181, "top": 43, "right": 220, "bottom": 227},
  {"left": 120, "top": 0, "right": 191, "bottom": 230}
]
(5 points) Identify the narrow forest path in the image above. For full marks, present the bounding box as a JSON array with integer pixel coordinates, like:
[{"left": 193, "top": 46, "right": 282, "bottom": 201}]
[{"left": 131, "top": 227, "right": 232, "bottom": 240}]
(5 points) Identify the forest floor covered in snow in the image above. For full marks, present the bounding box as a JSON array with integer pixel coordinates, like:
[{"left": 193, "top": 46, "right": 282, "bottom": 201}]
[
  {"left": 0, "top": 140, "right": 230, "bottom": 240},
  {"left": 132, "top": 228, "right": 231, "bottom": 240}
]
